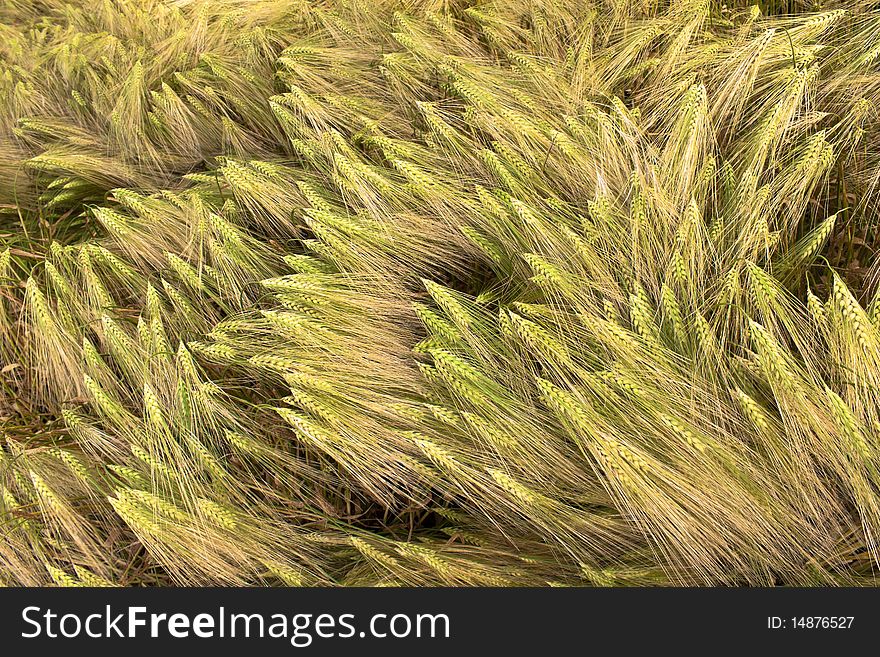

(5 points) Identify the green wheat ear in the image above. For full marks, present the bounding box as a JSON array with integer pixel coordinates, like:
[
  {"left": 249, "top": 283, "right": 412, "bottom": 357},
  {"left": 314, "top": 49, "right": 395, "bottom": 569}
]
[{"left": 2, "top": 0, "right": 880, "bottom": 587}]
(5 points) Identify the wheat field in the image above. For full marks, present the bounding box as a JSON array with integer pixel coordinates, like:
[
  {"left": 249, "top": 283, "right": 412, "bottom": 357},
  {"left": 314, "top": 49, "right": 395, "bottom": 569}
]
[{"left": 1, "top": 0, "right": 880, "bottom": 586}]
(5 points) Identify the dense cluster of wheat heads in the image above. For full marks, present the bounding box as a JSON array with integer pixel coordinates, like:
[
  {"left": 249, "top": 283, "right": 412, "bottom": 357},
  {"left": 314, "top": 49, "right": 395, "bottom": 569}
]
[{"left": 2, "top": 0, "right": 880, "bottom": 586}]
